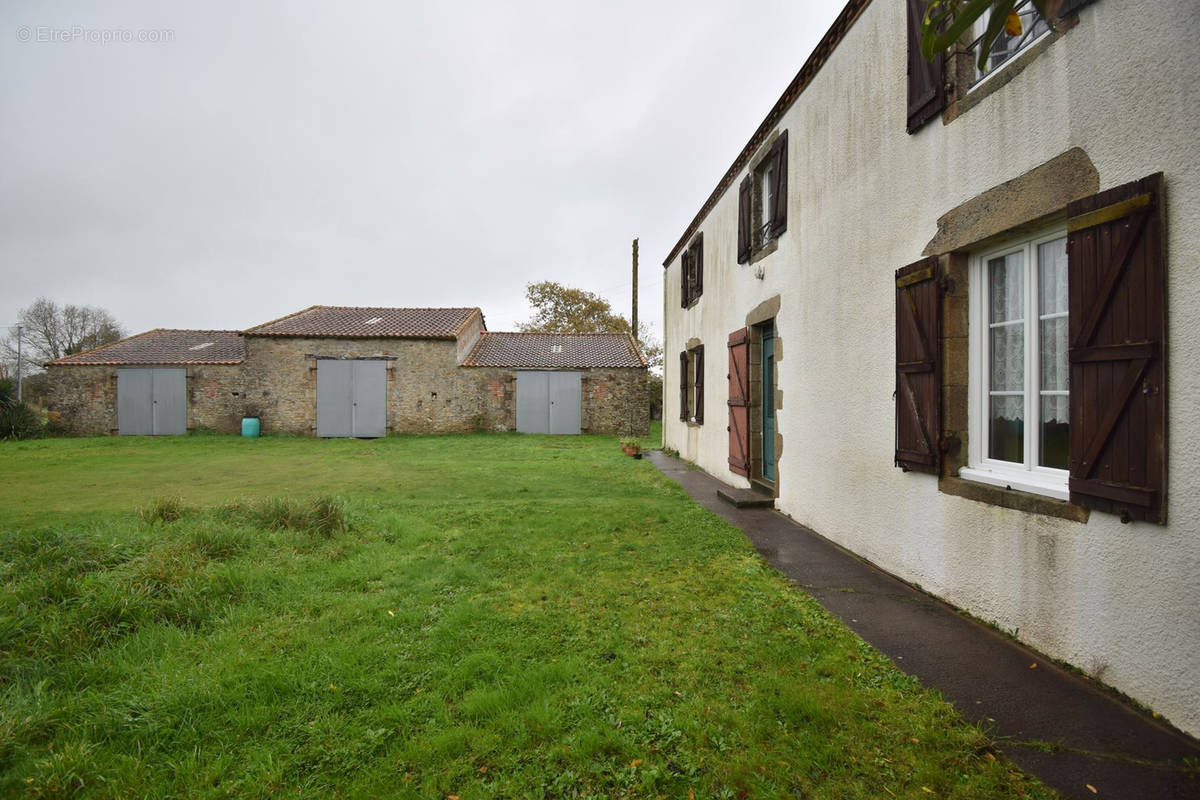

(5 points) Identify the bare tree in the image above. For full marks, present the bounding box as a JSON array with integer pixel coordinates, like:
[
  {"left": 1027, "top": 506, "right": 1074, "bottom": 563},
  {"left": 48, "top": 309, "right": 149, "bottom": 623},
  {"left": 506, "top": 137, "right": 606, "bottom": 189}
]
[{"left": 1, "top": 298, "right": 126, "bottom": 371}]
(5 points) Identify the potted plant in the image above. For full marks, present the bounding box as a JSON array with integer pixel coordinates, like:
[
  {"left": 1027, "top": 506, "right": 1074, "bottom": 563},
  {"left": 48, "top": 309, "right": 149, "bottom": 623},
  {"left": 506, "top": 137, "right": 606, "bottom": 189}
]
[{"left": 620, "top": 437, "right": 643, "bottom": 459}]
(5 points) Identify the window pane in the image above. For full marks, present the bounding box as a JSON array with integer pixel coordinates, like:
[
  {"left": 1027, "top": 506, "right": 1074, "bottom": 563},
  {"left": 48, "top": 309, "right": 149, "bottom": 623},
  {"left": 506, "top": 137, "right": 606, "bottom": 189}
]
[
  {"left": 989, "top": 252, "right": 1024, "bottom": 323},
  {"left": 990, "top": 324, "right": 1024, "bottom": 391},
  {"left": 1040, "top": 394, "right": 1069, "bottom": 470},
  {"left": 761, "top": 166, "right": 773, "bottom": 229},
  {"left": 1040, "top": 317, "right": 1068, "bottom": 391},
  {"left": 1039, "top": 237, "right": 1068, "bottom": 315},
  {"left": 989, "top": 395, "right": 1024, "bottom": 463}
]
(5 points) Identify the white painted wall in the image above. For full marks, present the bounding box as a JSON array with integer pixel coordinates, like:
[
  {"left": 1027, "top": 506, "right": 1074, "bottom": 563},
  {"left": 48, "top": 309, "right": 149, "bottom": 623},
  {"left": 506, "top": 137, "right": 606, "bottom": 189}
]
[{"left": 663, "top": 0, "right": 1200, "bottom": 736}]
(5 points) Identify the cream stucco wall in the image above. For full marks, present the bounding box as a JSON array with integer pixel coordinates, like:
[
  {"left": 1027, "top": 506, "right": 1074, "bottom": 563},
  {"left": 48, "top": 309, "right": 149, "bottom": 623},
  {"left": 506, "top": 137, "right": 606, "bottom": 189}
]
[{"left": 663, "top": 0, "right": 1200, "bottom": 735}]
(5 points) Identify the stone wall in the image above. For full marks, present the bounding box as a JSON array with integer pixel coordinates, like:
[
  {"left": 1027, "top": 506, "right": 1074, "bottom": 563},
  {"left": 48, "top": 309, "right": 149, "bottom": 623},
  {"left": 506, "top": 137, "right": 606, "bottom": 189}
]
[
  {"left": 240, "top": 335, "right": 505, "bottom": 435},
  {"left": 458, "top": 366, "right": 649, "bottom": 436},
  {"left": 44, "top": 364, "right": 243, "bottom": 435},
  {"left": 44, "top": 340, "right": 648, "bottom": 438},
  {"left": 580, "top": 367, "right": 648, "bottom": 436}
]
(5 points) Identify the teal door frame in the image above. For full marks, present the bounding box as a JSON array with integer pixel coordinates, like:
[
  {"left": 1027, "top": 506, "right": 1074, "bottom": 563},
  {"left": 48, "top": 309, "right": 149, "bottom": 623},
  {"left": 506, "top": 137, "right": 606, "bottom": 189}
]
[{"left": 761, "top": 324, "right": 776, "bottom": 482}]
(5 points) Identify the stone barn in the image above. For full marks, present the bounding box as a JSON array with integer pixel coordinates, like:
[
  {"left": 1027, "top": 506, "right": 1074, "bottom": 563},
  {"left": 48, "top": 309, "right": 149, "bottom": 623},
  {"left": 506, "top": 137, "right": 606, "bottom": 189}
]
[
  {"left": 44, "top": 329, "right": 245, "bottom": 435},
  {"left": 45, "top": 305, "right": 649, "bottom": 437}
]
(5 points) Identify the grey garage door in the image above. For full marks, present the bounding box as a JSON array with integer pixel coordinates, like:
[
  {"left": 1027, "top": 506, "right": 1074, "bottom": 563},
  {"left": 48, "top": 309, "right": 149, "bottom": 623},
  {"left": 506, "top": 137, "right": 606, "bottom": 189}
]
[
  {"left": 316, "top": 359, "right": 387, "bottom": 438},
  {"left": 118, "top": 368, "right": 186, "bottom": 435},
  {"left": 516, "top": 371, "right": 581, "bottom": 434}
]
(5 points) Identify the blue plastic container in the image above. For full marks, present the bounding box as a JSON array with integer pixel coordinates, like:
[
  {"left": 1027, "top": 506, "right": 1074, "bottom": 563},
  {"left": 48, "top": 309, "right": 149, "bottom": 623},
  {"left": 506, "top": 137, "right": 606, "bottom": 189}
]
[{"left": 241, "top": 417, "right": 260, "bottom": 438}]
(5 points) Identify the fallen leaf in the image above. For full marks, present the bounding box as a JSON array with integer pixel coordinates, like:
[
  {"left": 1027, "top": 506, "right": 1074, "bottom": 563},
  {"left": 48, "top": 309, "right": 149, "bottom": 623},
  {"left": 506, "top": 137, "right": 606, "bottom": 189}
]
[
  {"left": 1086, "top": 785, "right": 1097, "bottom": 794},
  {"left": 387, "top": 610, "right": 395, "bottom": 617},
  {"left": 911, "top": 737, "right": 921, "bottom": 744},
  {"left": 631, "top": 758, "right": 643, "bottom": 768},
  {"left": 674, "top": 691, "right": 682, "bottom": 696},
  {"left": 402, "top": 773, "right": 411, "bottom": 784},
  {"left": 1029, "top": 663, "right": 1038, "bottom": 670},
  {"left": 329, "top": 683, "right": 338, "bottom": 691},
  {"left": 984, "top": 752, "right": 996, "bottom": 762},
  {"left": 921, "top": 788, "right": 934, "bottom": 795},
  {"left": 689, "top": 790, "right": 695, "bottom": 800},
  {"left": 448, "top": 795, "right": 459, "bottom": 800},
  {"left": 479, "top": 765, "right": 487, "bottom": 774}
]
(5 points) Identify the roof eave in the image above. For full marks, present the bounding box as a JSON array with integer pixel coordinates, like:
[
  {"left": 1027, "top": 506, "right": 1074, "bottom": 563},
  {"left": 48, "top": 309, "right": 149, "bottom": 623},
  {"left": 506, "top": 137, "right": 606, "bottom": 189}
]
[{"left": 661, "top": 0, "right": 872, "bottom": 268}]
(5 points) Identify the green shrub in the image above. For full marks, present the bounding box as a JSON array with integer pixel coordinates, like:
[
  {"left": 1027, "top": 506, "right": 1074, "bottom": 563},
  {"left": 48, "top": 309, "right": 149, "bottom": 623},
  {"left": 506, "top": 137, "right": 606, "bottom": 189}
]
[{"left": 0, "top": 379, "right": 42, "bottom": 440}]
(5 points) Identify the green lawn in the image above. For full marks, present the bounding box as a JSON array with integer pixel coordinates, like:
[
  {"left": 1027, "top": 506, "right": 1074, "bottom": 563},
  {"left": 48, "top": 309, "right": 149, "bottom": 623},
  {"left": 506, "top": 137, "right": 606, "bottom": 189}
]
[{"left": 0, "top": 434, "right": 1053, "bottom": 799}]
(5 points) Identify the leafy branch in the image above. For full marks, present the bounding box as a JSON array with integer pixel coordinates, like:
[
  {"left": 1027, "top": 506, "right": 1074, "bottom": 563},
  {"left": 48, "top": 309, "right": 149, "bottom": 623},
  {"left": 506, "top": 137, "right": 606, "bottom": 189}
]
[{"left": 920, "top": 0, "right": 1063, "bottom": 71}]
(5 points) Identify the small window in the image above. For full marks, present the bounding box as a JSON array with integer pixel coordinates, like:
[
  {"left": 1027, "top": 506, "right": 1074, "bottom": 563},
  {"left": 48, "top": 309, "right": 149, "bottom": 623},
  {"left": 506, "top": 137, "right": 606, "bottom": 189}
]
[
  {"left": 364, "top": 317, "right": 383, "bottom": 325},
  {"left": 962, "top": 225, "right": 1069, "bottom": 498},
  {"left": 738, "top": 131, "right": 787, "bottom": 263},
  {"left": 968, "top": 1, "right": 1052, "bottom": 88},
  {"left": 678, "top": 345, "right": 705, "bottom": 424},
  {"left": 188, "top": 342, "right": 214, "bottom": 351}
]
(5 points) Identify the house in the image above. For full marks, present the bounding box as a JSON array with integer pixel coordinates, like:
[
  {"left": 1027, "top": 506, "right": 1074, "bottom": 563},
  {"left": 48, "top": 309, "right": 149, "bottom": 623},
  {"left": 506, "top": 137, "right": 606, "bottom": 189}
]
[
  {"left": 45, "top": 305, "right": 648, "bottom": 437},
  {"left": 661, "top": 0, "right": 1199, "bottom": 736}
]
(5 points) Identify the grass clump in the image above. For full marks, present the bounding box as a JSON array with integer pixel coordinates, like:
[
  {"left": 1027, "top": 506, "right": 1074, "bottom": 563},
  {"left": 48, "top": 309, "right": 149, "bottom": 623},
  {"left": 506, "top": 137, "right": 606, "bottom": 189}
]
[
  {"left": 218, "top": 495, "right": 347, "bottom": 537},
  {"left": 137, "top": 495, "right": 190, "bottom": 525}
]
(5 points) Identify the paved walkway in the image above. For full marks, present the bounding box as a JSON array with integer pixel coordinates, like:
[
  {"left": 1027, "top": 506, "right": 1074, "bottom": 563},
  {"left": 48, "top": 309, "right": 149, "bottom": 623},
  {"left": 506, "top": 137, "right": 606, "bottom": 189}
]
[{"left": 647, "top": 451, "right": 1200, "bottom": 800}]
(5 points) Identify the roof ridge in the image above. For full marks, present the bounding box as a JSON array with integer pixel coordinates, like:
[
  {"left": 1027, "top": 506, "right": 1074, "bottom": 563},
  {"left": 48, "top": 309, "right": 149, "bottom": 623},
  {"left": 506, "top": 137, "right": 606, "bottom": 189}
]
[
  {"left": 485, "top": 330, "right": 637, "bottom": 336},
  {"left": 242, "top": 304, "right": 319, "bottom": 334}
]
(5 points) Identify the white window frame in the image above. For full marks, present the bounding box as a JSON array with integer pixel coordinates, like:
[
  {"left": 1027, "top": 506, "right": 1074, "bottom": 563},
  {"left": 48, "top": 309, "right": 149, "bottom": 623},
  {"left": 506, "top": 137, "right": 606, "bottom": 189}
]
[
  {"left": 969, "top": 2, "right": 1054, "bottom": 91},
  {"left": 961, "top": 224, "right": 1069, "bottom": 500}
]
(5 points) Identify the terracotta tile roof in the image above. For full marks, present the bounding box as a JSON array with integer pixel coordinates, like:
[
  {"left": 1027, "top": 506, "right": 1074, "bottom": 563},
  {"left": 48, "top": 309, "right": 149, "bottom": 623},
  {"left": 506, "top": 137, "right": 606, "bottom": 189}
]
[
  {"left": 244, "top": 305, "right": 481, "bottom": 339},
  {"left": 47, "top": 329, "right": 244, "bottom": 366},
  {"left": 462, "top": 332, "right": 648, "bottom": 369}
]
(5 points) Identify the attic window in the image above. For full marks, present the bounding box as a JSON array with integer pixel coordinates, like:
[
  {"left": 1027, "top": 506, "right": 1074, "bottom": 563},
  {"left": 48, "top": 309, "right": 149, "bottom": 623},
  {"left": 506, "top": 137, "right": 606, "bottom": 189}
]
[
  {"left": 551, "top": 344, "right": 563, "bottom": 353},
  {"left": 188, "top": 342, "right": 215, "bottom": 351},
  {"left": 364, "top": 317, "right": 383, "bottom": 325}
]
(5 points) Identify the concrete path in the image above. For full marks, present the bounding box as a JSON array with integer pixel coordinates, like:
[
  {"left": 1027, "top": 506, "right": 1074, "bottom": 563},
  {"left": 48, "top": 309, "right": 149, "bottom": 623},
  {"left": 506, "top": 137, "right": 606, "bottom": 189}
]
[{"left": 647, "top": 450, "right": 1200, "bottom": 800}]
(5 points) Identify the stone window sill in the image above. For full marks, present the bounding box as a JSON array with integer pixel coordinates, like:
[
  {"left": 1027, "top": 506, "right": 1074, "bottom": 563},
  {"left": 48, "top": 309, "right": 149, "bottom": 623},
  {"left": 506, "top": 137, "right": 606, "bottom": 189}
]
[
  {"left": 939, "top": 475, "right": 1088, "bottom": 523},
  {"left": 749, "top": 239, "right": 779, "bottom": 266},
  {"left": 943, "top": 18, "right": 1074, "bottom": 126}
]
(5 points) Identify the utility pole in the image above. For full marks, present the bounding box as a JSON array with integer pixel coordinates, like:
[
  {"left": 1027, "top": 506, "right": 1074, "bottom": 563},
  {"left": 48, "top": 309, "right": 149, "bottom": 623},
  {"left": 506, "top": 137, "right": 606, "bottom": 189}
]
[
  {"left": 631, "top": 237, "right": 639, "bottom": 341},
  {"left": 15, "top": 324, "right": 22, "bottom": 401}
]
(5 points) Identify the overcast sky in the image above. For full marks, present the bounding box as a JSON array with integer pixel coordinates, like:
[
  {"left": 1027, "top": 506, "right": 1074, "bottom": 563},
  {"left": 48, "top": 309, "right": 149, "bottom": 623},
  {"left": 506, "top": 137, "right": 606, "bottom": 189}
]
[{"left": 2, "top": 1, "right": 840, "bottom": 347}]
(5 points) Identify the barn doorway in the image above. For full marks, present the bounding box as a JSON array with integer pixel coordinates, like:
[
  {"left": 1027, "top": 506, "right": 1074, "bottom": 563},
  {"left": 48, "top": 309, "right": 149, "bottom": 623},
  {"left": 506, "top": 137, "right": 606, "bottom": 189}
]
[
  {"left": 515, "top": 371, "right": 581, "bottom": 434},
  {"left": 316, "top": 359, "right": 387, "bottom": 438},
  {"left": 117, "top": 368, "right": 187, "bottom": 435}
]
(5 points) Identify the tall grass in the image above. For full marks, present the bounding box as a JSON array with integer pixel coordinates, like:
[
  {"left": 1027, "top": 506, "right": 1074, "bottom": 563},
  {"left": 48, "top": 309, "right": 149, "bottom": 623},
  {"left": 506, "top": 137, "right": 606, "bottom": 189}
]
[{"left": 0, "top": 436, "right": 1054, "bottom": 799}]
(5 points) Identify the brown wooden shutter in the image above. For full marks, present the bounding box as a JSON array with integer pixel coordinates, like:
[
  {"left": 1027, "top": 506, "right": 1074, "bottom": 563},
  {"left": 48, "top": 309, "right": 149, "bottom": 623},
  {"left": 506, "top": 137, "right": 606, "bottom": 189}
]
[
  {"left": 1067, "top": 173, "right": 1167, "bottom": 524},
  {"left": 906, "top": 0, "right": 945, "bottom": 134},
  {"left": 680, "top": 250, "right": 692, "bottom": 308},
  {"left": 694, "top": 345, "right": 705, "bottom": 425},
  {"left": 737, "top": 177, "right": 752, "bottom": 264},
  {"left": 1058, "top": 0, "right": 1098, "bottom": 18},
  {"left": 769, "top": 131, "right": 788, "bottom": 238},
  {"left": 679, "top": 350, "right": 689, "bottom": 421},
  {"left": 693, "top": 235, "right": 703, "bottom": 299},
  {"left": 727, "top": 328, "right": 751, "bottom": 475},
  {"left": 895, "top": 257, "right": 941, "bottom": 473}
]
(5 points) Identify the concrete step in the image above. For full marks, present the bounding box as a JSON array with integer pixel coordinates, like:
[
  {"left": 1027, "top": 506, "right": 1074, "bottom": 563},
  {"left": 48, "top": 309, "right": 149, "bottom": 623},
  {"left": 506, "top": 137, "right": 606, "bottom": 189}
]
[{"left": 716, "top": 486, "right": 775, "bottom": 509}]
